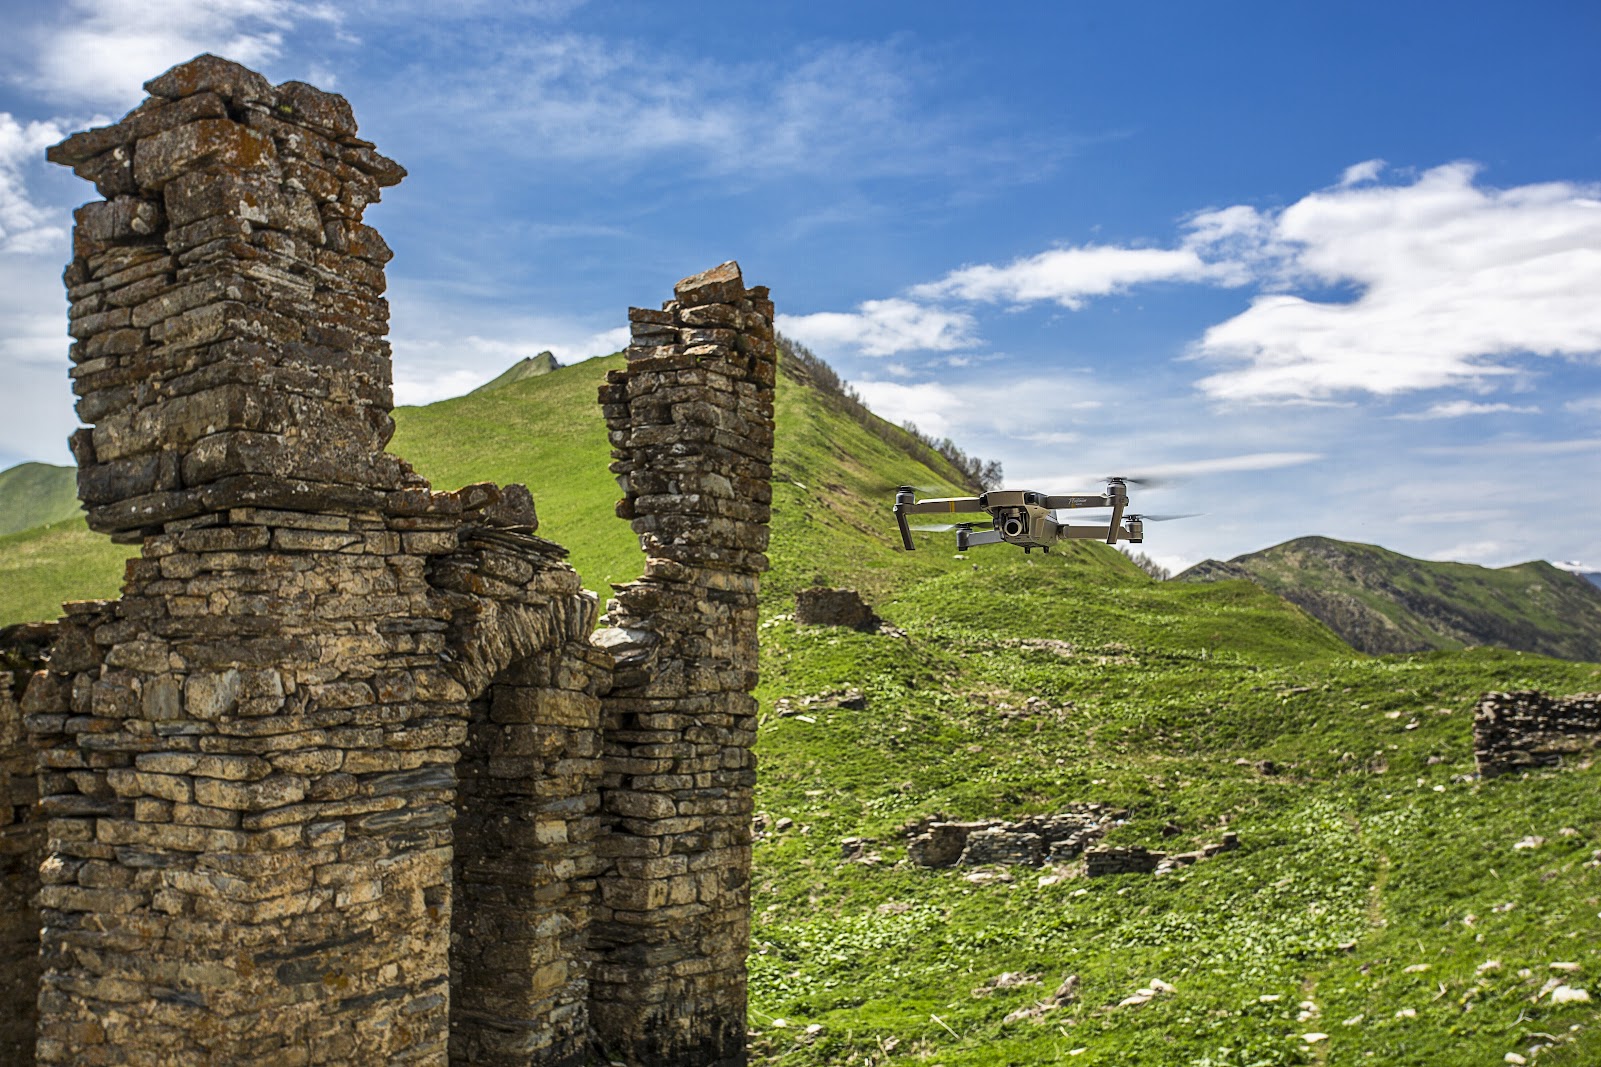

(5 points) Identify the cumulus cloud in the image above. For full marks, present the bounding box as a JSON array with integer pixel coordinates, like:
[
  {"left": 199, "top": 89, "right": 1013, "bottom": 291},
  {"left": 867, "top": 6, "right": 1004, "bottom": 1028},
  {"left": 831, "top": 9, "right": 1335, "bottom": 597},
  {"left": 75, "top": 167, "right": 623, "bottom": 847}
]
[
  {"left": 1193, "top": 163, "right": 1601, "bottom": 402},
  {"left": 910, "top": 245, "right": 1228, "bottom": 309},
  {"left": 15, "top": 0, "right": 340, "bottom": 108},
  {"left": 1394, "top": 400, "right": 1541, "bottom": 420},
  {"left": 0, "top": 114, "right": 67, "bottom": 253},
  {"left": 778, "top": 299, "right": 977, "bottom": 358}
]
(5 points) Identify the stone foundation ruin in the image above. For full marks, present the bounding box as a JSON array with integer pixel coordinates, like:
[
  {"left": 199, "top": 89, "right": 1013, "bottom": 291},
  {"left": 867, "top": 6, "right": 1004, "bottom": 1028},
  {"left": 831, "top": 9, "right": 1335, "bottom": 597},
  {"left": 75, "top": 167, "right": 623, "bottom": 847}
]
[
  {"left": 1474, "top": 690, "right": 1601, "bottom": 778},
  {"left": 1, "top": 54, "right": 772, "bottom": 1066}
]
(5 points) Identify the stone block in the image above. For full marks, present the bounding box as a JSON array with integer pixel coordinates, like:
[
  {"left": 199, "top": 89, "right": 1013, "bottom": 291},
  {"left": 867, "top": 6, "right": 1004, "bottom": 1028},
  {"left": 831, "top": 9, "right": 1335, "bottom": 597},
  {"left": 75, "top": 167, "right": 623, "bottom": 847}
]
[{"left": 133, "top": 119, "right": 279, "bottom": 191}]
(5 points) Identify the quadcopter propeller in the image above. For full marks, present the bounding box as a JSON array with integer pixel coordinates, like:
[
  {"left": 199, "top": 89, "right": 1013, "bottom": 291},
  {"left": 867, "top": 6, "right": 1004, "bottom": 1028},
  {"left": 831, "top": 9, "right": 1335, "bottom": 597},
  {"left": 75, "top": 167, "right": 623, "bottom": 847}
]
[
  {"left": 1050, "top": 510, "right": 1199, "bottom": 523},
  {"left": 1104, "top": 473, "right": 1183, "bottom": 489}
]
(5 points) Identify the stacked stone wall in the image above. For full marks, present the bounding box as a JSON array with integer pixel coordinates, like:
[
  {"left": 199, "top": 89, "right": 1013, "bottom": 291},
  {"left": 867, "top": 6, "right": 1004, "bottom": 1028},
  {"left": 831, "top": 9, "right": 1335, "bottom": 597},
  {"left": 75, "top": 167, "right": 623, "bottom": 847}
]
[
  {"left": 1474, "top": 690, "right": 1601, "bottom": 777},
  {"left": 594, "top": 261, "right": 775, "bottom": 1066},
  {"left": 2, "top": 623, "right": 55, "bottom": 1067}
]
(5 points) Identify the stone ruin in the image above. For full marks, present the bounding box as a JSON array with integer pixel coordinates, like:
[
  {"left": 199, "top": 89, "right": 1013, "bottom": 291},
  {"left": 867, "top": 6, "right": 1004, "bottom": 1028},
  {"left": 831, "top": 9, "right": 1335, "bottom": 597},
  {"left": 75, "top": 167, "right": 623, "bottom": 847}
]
[
  {"left": 0, "top": 54, "right": 774, "bottom": 1066},
  {"left": 905, "top": 806, "right": 1117, "bottom": 868},
  {"left": 1474, "top": 690, "right": 1601, "bottom": 778},
  {"left": 1084, "top": 835, "right": 1238, "bottom": 879},
  {"left": 901, "top": 809, "right": 1239, "bottom": 879},
  {"left": 793, "top": 587, "right": 880, "bottom": 632}
]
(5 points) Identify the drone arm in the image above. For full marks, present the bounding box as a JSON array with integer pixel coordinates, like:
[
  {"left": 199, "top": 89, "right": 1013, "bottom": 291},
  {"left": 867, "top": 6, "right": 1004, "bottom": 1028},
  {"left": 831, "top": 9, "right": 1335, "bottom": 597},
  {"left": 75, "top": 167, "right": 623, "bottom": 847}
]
[
  {"left": 959, "top": 529, "right": 1003, "bottom": 550},
  {"left": 893, "top": 499, "right": 915, "bottom": 551},
  {"left": 902, "top": 497, "right": 984, "bottom": 514},
  {"left": 1042, "top": 493, "right": 1113, "bottom": 510},
  {"left": 1054, "top": 524, "right": 1137, "bottom": 542},
  {"left": 895, "top": 494, "right": 980, "bottom": 552},
  {"left": 1105, "top": 499, "right": 1126, "bottom": 546}
]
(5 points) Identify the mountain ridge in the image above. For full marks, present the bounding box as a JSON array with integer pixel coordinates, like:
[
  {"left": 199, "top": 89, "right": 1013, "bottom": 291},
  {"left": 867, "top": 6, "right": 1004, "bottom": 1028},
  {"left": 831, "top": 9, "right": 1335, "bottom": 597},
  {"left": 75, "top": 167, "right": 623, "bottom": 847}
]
[{"left": 1176, "top": 533, "right": 1601, "bottom": 660}]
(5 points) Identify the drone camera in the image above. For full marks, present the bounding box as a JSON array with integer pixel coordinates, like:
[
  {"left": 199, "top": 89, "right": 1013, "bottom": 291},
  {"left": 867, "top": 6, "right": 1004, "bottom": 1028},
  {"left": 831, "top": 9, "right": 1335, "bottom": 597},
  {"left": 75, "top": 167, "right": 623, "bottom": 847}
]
[{"left": 997, "top": 507, "right": 1029, "bottom": 540}]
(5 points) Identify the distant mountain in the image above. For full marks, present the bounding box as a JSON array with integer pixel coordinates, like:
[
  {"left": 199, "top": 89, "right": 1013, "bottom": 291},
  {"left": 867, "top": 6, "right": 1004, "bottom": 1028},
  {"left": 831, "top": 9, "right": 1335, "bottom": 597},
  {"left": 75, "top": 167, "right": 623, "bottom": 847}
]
[
  {"left": 0, "top": 462, "right": 80, "bottom": 536},
  {"left": 1175, "top": 535, "right": 1601, "bottom": 661},
  {"left": 470, "top": 351, "right": 562, "bottom": 393}
]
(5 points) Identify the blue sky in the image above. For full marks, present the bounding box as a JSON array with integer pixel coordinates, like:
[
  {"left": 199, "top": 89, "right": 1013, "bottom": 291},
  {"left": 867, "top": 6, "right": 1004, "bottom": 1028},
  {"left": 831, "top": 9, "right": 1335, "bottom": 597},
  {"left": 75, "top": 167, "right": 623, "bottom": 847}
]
[{"left": 1, "top": 0, "right": 1597, "bottom": 573}]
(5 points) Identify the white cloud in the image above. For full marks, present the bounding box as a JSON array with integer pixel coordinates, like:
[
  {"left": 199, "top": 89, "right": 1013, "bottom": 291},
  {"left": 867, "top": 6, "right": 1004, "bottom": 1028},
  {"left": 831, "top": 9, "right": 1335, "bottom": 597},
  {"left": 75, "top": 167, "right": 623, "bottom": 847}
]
[
  {"left": 910, "top": 245, "right": 1227, "bottom": 309},
  {"left": 1394, "top": 400, "right": 1540, "bottom": 420},
  {"left": 778, "top": 299, "right": 977, "bottom": 358},
  {"left": 849, "top": 375, "right": 1100, "bottom": 442},
  {"left": 1193, "top": 163, "right": 1601, "bottom": 402},
  {"left": 16, "top": 0, "right": 340, "bottom": 108},
  {"left": 0, "top": 253, "right": 75, "bottom": 466},
  {"left": 1564, "top": 395, "right": 1601, "bottom": 413},
  {"left": 1338, "top": 159, "right": 1386, "bottom": 187},
  {"left": 0, "top": 114, "right": 67, "bottom": 253}
]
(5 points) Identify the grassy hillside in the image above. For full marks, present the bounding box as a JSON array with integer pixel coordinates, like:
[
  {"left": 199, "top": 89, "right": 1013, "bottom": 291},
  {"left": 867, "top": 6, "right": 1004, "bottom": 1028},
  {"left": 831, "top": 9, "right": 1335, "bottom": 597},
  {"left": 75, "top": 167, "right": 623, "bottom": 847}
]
[
  {"left": 0, "top": 350, "right": 985, "bottom": 625},
  {"left": 0, "top": 517, "right": 129, "bottom": 624},
  {"left": 0, "top": 462, "right": 80, "bottom": 536},
  {"left": 387, "top": 351, "right": 979, "bottom": 601},
  {"left": 1178, "top": 535, "right": 1601, "bottom": 662},
  {"left": 0, "top": 348, "right": 1596, "bottom": 1064}
]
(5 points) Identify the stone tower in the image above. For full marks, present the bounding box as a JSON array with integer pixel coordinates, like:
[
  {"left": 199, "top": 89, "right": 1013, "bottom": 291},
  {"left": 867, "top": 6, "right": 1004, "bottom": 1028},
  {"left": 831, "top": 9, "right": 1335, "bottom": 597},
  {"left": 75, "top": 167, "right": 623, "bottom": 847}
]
[{"left": 10, "top": 54, "right": 774, "bottom": 1066}]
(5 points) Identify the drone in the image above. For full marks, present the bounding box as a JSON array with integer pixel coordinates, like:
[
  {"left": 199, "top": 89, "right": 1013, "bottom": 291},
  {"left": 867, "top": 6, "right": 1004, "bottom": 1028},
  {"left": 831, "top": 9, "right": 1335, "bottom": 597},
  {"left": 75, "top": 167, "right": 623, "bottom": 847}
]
[{"left": 893, "top": 479, "right": 1187, "bottom": 553}]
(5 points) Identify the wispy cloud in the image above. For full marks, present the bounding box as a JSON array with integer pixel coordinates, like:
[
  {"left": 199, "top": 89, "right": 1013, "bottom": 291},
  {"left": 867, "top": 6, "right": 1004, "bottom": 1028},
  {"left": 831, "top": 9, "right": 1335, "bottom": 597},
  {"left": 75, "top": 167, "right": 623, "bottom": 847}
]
[
  {"left": 396, "top": 34, "right": 1018, "bottom": 183},
  {"left": 848, "top": 375, "right": 1101, "bottom": 441},
  {"left": 1394, "top": 400, "right": 1541, "bottom": 420},
  {"left": 778, "top": 299, "right": 977, "bottom": 358},
  {"left": 1416, "top": 437, "right": 1601, "bottom": 457}
]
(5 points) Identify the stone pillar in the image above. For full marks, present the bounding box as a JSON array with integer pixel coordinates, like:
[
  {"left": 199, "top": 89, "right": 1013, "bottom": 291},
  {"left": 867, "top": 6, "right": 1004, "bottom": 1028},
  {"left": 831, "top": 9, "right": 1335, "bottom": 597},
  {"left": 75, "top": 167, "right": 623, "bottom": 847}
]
[
  {"left": 592, "top": 262, "right": 775, "bottom": 1065},
  {"left": 35, "top": 54, "right": 606, "bottom": 1065}
]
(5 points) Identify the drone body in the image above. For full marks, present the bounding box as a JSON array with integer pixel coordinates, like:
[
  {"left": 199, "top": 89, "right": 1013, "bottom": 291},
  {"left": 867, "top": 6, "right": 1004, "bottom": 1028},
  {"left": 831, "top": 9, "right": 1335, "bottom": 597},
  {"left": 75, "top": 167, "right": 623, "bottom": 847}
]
[{"left": 893, "top": 480, "right": 1152, "bottom": 553}]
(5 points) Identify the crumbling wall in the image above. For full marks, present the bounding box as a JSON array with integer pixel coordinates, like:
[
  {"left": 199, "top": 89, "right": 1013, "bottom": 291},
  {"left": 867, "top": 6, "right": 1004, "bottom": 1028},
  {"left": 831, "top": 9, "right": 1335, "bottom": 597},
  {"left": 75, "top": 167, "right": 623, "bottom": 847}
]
[
  {"left": 29, "top": 55, "right": 613, "bottom": 1066},
  {"left": 594, "top": 261, "right": 775, "bottom": 1066},
  {"left": 1475, "top": 690, "right": 1601, "bottom": 777}
]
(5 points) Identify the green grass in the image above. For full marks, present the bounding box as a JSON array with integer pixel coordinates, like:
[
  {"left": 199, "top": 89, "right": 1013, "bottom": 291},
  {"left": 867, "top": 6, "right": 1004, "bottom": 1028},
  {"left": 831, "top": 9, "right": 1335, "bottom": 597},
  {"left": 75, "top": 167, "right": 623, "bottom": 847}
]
[
  {"left": 748, "top": 607, "right": 1601, "bottom": 1066},
  {"left": 0, "top": 516, "right": 130, "bottom": 625}
]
